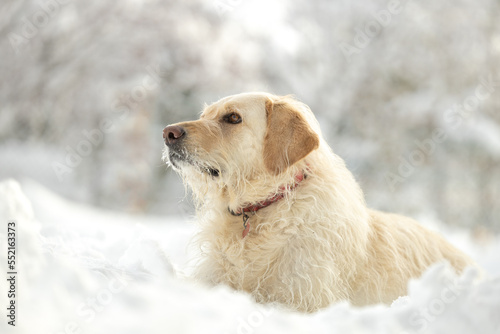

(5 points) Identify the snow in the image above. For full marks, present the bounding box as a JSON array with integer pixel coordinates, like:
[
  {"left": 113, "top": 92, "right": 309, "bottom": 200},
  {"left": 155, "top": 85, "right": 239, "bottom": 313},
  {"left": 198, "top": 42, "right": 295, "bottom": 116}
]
[
  {"left": 2, "top": 1, "right": 499, "bottom": 331},
  {"left": 0, "top": 178, "right": 499, "bottom": 333}
]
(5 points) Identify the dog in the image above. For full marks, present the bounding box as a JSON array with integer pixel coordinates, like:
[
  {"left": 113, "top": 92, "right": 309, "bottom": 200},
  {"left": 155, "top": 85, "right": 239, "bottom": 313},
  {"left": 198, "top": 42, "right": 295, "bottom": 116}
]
[{"left": 162, "top": 92, "right": 474, "bottom": 312}]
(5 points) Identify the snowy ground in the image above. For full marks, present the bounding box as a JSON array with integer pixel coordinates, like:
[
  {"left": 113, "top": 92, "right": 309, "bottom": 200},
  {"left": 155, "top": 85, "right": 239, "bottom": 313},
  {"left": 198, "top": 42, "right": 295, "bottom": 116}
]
[{"left": 0, "top": 178, "right": 499, "bottom": 334}]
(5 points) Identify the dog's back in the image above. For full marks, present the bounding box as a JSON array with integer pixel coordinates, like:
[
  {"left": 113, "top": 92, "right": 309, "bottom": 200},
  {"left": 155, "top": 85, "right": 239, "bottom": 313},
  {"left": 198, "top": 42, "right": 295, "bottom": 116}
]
[{"left": 350, "top": 210, "right": 474, "bottom": 306}]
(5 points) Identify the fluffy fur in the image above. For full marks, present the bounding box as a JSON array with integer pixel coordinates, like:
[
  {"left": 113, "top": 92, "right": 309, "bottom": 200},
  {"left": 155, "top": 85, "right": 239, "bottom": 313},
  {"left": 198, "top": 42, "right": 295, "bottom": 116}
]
[{"left": 162, "top": 92, "right": 474, "bottom": 312}]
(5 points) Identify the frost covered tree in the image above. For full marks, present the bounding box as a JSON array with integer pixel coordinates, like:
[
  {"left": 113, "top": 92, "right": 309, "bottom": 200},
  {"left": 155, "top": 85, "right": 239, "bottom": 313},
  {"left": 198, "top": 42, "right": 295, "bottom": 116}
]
[{"left": 0, "top": 0, "right": 498, "bottom": 231}]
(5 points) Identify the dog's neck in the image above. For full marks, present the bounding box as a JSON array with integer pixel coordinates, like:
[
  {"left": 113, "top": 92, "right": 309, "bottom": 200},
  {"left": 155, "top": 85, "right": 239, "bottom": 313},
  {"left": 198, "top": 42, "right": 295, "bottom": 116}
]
[
  {"left": 230, "top": 171, "right": 306, "bottom": 215},
  {"left": 228, "top": 170, "right": 306, "bottom": 238}
]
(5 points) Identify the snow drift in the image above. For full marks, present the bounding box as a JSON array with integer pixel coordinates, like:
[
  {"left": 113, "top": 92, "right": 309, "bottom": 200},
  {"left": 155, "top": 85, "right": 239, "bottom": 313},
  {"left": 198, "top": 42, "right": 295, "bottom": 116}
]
[{"left": 0, "top": 179, "right": 499, "bottom": 334}]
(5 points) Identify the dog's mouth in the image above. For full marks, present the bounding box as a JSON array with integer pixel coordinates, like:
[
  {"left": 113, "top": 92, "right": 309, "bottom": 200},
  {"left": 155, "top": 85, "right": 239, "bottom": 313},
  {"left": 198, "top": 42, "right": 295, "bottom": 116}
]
[{"left": 167, "top": 149, "right": 220, "bottom": 177}]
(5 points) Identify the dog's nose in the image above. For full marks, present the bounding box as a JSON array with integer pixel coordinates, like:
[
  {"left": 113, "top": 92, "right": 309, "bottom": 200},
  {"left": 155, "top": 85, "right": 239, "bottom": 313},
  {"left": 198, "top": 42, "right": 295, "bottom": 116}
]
[{"left": 163, "top": 125, "right": 186, "bottom": 145}]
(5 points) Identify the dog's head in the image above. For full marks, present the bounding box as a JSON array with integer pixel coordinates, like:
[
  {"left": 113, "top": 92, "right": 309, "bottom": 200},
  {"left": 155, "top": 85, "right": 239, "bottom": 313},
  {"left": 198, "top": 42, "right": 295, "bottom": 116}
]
[{"left": 162, "top": 93, "right": 320, "bottom": 203}]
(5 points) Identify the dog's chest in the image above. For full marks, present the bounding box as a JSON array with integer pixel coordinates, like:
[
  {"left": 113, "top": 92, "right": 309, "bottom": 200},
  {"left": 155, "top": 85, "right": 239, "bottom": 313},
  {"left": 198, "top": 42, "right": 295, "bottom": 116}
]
[{"left": 214, "top": 217, "right": 300, "bottom": 286}]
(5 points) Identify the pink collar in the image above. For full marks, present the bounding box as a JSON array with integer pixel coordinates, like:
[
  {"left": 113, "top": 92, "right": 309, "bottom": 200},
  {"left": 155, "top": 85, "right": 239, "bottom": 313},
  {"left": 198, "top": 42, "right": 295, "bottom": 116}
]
[{"left": 229, "top": 171, "right": 306, "bottom": 238}]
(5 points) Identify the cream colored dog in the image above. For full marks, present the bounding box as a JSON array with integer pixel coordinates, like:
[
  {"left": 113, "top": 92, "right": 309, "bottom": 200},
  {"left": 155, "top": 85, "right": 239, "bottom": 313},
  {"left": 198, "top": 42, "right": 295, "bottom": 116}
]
[{"left": 162, "top": 92, "right": 473, "bottom": 312}]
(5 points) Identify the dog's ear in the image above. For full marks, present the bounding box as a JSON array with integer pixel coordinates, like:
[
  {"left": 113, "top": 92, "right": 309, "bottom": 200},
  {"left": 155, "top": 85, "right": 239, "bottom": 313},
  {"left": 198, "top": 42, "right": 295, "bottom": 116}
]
[{"left": 263, "top": 98, "right": 320, "bottom": 174}]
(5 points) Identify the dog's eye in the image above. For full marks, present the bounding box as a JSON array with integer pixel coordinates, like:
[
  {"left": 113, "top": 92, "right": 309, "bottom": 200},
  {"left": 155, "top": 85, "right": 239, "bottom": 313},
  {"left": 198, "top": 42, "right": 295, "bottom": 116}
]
[{"left": 224, "top": 112, "right": 242, "bottom": 124}]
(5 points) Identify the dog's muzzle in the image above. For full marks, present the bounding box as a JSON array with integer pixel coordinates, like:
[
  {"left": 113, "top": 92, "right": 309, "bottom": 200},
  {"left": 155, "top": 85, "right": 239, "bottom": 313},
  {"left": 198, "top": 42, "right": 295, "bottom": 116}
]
[
  {"left": 163, "top": 125, "right": 188, "bottom": 166},
  {"left": 163, "top": 125, "right": 220, "bottom": 177}
]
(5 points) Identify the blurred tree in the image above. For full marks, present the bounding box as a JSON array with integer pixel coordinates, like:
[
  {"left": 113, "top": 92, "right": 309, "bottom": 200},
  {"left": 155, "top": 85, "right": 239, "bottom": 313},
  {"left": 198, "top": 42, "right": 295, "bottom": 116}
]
[{"left": 0, "top": 0, "right": 498, "bottom": 231}]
